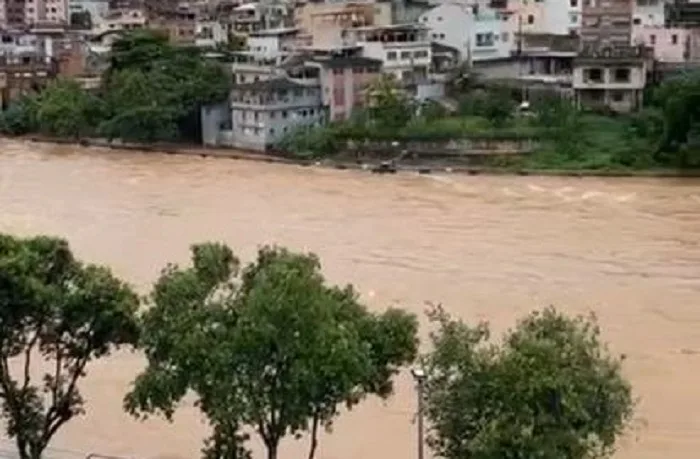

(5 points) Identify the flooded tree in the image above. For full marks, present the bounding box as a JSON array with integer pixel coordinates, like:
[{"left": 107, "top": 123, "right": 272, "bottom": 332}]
[
  {"left": 422, "top": 306, "right": 634, "bottom": 459},
  {"left": 0, "top": 234, "right": 140, "bottom": 459},
  {"left": 125, "top": 243, "right": 418, "bottom": 459}
]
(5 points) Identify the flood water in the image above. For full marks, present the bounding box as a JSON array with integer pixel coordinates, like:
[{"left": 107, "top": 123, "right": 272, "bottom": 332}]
[{"left": 1, "top": 139, "right": 699, "bottom": 459}]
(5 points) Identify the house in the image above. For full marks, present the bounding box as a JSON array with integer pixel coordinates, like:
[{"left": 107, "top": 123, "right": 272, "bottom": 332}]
[
  {"left": 295, "top": 1, "right": 392, "bottom": 48},
  {"left": 418, "top": 2, "right": 516, "bottom": 63},
  {"left": 195, "top": 19, "right": 228, "bottom": 47},
  {"left": 305, "top": 52, "right": 382, "bottom": 121},
  {"left": 573, "top": 45, "right": 648, "bottom": 112},
  {"left": 514, "top": 32, "right": 578, "bottom": 97},
  {"left": 92, "top": 8, "right": 146, "bottom": 34},
  {"left": 518, "top": 0, "right": 581, "bottom": 36},
  {"left": 342, "top": 24, "right": 432, "bottom": 84},
  {"left": 221, "top": 76, "right": 326, "bottom": 150},
  {"left": 150, "top": 5, "right": 197, "bottom": 45},
  {"left": 224, "top": 1, "right": 292, "bottom": 36}
]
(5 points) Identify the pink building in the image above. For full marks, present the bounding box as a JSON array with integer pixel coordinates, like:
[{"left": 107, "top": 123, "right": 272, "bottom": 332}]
[
  {"left": 633, "top": 26, "right": 689, "bottom": 63},
  {"left": 309, "top": 55, "right": 382, "bottom": 121}
]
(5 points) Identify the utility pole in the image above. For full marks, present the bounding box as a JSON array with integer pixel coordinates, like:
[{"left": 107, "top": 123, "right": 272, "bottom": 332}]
[{"left": 411, "top": 368, "right": 426, "bottom": 459}]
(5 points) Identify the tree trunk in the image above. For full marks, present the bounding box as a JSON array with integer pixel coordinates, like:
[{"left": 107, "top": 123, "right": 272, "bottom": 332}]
[
  {"left": 266, "top": 439, "right": 278, "bottom": 459},
  {"left": 16, "top": 437, "right": 30, "bottom": 459},
  {"left": 307, "top": 414, "right": 320, "bottom": 459}
]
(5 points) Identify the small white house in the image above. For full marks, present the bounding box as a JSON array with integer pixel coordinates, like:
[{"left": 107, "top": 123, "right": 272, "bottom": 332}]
[{"left": 418, "top": 3, "right": 515, "bottom": 63}]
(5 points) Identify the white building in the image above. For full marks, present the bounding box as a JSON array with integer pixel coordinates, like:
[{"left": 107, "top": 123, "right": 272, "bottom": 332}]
[
  {"left": 419, "top": 3, "right": 515, "bottom": 62},
  {"left": 346, "top": 24, "right": 432, "bottom": 83},
  {"left": 633, "top": 0, "right": 666, "bottom": 26}
]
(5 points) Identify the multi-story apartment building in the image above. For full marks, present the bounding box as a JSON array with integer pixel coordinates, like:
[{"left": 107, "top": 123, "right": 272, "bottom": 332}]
[
  {"left": 0, "top": 0, "right": 69, "bottom": 26},
  {"left": 225, "top": 76, "right": 325, "bottom": 150},
  {"left": 574, "top": 0, "right": 647, "bottom": 112}
]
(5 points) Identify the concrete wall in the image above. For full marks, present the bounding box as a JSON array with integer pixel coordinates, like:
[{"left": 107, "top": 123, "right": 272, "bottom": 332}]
[{"left": 201, "top": 102, "right": 231, "bottom": 147}]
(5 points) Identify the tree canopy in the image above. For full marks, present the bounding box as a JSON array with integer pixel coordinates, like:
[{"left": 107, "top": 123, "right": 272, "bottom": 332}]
[
  {"left": 654, "top": 70, "right": 700, "bottom": 166},
  {"left": 0, "top": 234, "right": 140, "bottom": 459},
  {"left": 0, "top": 30, "right": 232, "bottom": 143},
  {"left": 125, "top": 243, "right": 418, "bottom": 459},
  {"left": 422, "top": 306, "right": 634, "bottom": 459}
]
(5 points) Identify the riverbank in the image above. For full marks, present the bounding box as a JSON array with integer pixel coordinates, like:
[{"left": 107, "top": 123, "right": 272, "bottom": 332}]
[{"left": 15, "top": 135, "right": 700, "bottom": 178}]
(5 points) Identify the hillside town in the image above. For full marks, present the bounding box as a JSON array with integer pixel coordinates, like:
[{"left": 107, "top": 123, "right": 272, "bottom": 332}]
[{"left": 0, "top": 0, "right": 700, "bottom": 151}]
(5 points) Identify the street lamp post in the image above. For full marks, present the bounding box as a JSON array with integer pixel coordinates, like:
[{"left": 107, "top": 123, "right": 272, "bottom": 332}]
[{"left": 411, "top": 368, "right": 426, "bottom": 459}]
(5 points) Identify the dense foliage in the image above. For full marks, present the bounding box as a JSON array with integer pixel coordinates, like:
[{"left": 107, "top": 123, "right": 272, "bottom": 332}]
[
  {"left": 125, "top": 243, "right": 419, "bottom": 459},
  {"left": 0, "top": 30, "right": 230, "bottom": 143},
  {"left": 0, "top": 234, "right": 139, "bottom": 459},
  {"left": 422, "top": 306, "right": 634, "bottom": 459}
]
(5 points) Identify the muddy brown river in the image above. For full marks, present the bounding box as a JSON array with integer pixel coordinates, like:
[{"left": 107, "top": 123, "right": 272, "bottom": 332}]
[{"left": 0, "top": 139, "right": 699, "bottom": 459}]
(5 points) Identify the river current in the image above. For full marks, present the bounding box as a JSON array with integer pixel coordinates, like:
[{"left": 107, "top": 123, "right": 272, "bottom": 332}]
[{"left": 1, "top": 139, "right": 699, "bottom": 459}]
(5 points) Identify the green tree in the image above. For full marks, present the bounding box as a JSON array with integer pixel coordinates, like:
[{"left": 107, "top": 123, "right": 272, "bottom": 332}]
[
  {"left": 422, "top": 306, "right": 634, "bottom": 459},
  {"left": 0, "top": 95, "right": 40, "bottom": 135},
  {"left": 0, "top": 234, "right": 140, "bottom": 459},
  {"left": 654, "top": 70, "right": 700, "bottom": 165},
  {"left": 36, "top": 79, "right": 102, "bottom": 138},
  {"left": 101, "top": 31, "right": 231, "bottom": 142},
  {"left": 365, "top": 74, "right": 414, "bottom": 131},
  {"left": 125, "top": 244, "right": 418, "bottom": 459}
]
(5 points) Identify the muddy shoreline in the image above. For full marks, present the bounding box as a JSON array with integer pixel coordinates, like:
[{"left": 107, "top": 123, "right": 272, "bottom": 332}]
[{"left": 14, "top": 135, "right": 700, "bottom": 178}]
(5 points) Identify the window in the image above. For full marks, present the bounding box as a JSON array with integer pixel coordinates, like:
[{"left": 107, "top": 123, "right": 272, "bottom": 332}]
[
  {"left": 439, "top": 33, "right": 445, "bottom": 39},
  {"left": 585, "top": 68, "right": 603, "bottom": 82},
  {"left": 333, "top": 68, "right": 342, "bottom": 75},
  {"left": 502, "top": 32, "right": 509, "bottom": 42},
  {"left": 475, "top": 32, "right": 494, "bottom": 47},
  {"left": 387, "top": 51, "right": 397, "bottom": 60},
  {"left": 672, "top": 34, "right": 678, "bottom": 45},
  {"left": 282, "top": 111, "right": 288, "bottom": 118},
  {"left": 611, "top": 91, "right": 624, "bottom": 102},
  {"left": 570, "top": 13, "right": 578, "bottom": 23},
  {"left": 414, "top": 50, "right": 428, "bottom": 58},
  {"left": 527, "top": 14, "right": 534, "bottom": 24},
  {"left": 633, "top": 17, "right": 641, "bottom": 25},
  {"left": 570, "top": 0, "right": 578, "bottom": 6},
  {"left": 650, "top": 34, "right": 656, "bottom": 45},
  {"left": 437, "top": 16, "right": 442, "bottom": 21},
  {"left": 401, "top": 51, "right": 411, "bottom": 59},
  {"left": 352, "top": 67, "right": 364, "bottom": 74},
  {"left": 269, "top": 128, "right": 275, "bottom": 135},
  {"left": 613, "top": 68, "right": 630, "bottom": 82},
  {"left": 270, "top": 111, "right": 275, "bottom": 119}
]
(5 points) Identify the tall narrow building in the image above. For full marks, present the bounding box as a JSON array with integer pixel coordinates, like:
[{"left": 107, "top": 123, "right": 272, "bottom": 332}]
[{"left": 580, "top": 0, "right": 634, "bottom": 50}]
